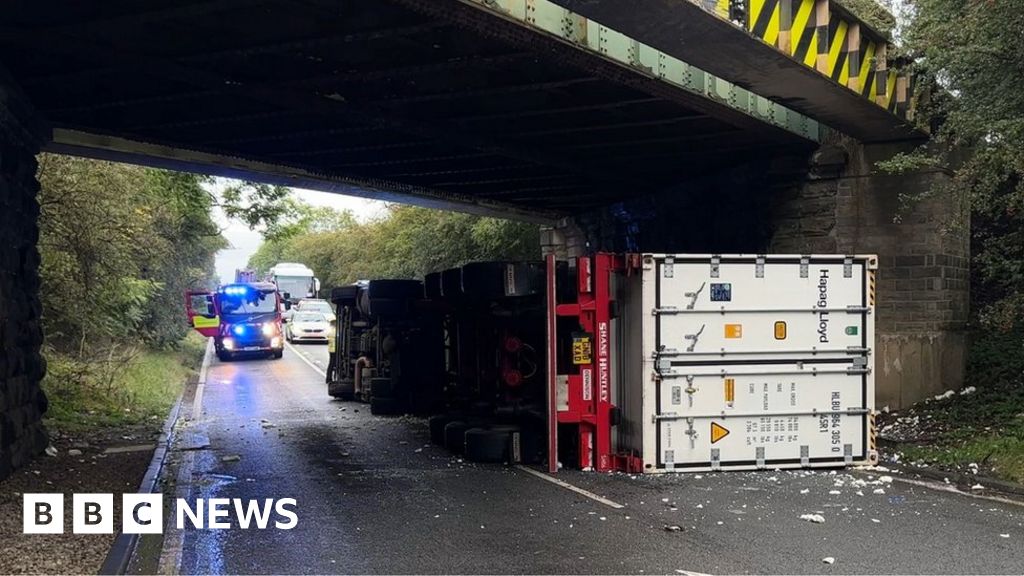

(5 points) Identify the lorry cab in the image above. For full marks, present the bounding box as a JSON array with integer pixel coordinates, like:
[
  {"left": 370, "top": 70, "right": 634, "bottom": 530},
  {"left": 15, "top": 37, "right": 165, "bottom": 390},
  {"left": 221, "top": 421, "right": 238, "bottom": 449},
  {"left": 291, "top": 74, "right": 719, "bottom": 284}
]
[{"left": 186, "top": 282, "right": 284, "bottom": 361}]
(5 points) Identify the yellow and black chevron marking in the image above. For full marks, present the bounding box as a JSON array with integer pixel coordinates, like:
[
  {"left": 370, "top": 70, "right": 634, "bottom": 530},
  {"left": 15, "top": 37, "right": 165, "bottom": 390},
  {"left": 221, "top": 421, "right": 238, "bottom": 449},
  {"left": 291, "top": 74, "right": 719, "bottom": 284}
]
[
  {"left": 826, "top": 16, "right": 850, "bottom": 83},
  {"left": 869, "top": 270, "right": 876, "bottom": 306},
  {"left": 869, "top": 412, "right": 877, "bottom": 452},
  {"left": 857, "top": 40, "right": 877, "bottom": 98},
  {"left": 790, "top": 0, "right": 817, "bottom": 67},
  {"left": 749, "top": 0, "right": 781, "bottom": 46}
]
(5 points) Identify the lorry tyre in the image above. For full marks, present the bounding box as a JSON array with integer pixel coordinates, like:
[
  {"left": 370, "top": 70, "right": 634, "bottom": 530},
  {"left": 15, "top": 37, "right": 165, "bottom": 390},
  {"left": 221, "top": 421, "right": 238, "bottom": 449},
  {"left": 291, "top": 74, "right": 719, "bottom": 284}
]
[
  {"left": 272, "top": 349, "right": 284, "bottom": 360},
  {"left": 329, "top": 379, "right": 355, "bottom": 400},
  {"left": 429, "top": 413, "right": 462, "bottom": 445},
  {"left": 366, "top": 279, "right": 423, "bottom": 300},
  {"left": 369, "top": 377, "right": 394, "bottom": 398},
  {"left": 464, "top": 427, "right": 515, "bottom": 463},
  {"left": 370, "top": 396, "right": 402, "bottom": 416},
  {"left": 444, "top": 421, "right": 476, "bottom": 454},
  {"left": 217, "top": 350, "right": 231, "bottom": 362}
]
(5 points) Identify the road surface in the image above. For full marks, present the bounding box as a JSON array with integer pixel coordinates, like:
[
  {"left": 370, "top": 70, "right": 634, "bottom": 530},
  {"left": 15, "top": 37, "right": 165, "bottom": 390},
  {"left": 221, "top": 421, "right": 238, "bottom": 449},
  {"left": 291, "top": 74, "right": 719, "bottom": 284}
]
[{"left": 165, "top": 342, "right": 1024, "bottom": 574}]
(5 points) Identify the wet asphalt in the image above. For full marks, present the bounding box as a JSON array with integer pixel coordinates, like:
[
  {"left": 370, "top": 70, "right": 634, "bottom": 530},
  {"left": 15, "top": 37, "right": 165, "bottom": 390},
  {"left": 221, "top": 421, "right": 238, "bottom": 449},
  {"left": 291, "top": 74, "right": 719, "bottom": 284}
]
[{"left": 172, "top": 344, "right": 1024, "bottom": 575}]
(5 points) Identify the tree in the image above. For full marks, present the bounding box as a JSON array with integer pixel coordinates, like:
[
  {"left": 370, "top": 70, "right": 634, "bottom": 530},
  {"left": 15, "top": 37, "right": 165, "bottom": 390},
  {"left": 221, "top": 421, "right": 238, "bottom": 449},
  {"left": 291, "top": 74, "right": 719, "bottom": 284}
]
[{"left": 888, "top": 0, "right": 1024, "bottom": 332}]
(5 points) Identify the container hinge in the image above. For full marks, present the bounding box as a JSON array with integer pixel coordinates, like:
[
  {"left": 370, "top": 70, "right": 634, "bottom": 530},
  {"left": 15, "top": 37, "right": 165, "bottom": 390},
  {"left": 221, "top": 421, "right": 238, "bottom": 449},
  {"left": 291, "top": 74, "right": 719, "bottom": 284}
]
[
  {"left": 755, "top": 446, "right": 766, "bottom": 469},
  {"left": 710, "top": 255, "right": 721, "bottom": 278},
  {"left": 656, "top": 355, "right": 673, "bottom": 373},
  {"left": 663, "top": 256, "right": 674, "bottom": 279},
  {"left": 755, "top": 255, "right": 765, "bottom": 278},
  {"left": 710, "top": 448, "right": 721, "bottom": 470},
  {"left": 800, "top": 256, "right": 810, "bottom": 278},
  {"left": 844, "top": 443, "right": 854, "bottom": 464},
  {"left": 844, "top": 256, "right": 854, "bottom": 278},
  {"left": 685, "top": 281, "right": 705, "bottom": 310},
  {"left": 800, "top": 445, "right": 810, "bottom": 467},
  {"left": 653, "top": 306, "right": 680, "bottom": 316}
]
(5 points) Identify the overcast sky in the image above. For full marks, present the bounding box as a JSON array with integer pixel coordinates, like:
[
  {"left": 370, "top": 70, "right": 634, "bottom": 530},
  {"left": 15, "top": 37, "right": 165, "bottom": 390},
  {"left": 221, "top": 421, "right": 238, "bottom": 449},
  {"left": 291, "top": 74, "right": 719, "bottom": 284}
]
[{"left": 210, "top": 180, "right": 387, "bottom": 284}]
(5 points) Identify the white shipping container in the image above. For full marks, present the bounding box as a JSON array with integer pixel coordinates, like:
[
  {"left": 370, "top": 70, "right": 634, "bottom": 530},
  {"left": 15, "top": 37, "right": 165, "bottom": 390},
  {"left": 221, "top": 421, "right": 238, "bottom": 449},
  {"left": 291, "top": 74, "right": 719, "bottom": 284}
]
[{"left": 614, "top": 254, "right": 877, "bottom": 473}]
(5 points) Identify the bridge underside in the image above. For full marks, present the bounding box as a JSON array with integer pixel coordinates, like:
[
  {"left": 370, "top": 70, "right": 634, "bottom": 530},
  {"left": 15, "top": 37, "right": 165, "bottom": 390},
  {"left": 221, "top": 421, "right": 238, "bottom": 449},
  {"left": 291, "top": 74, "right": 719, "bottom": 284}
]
[{"left": 1, "top": 0, "right": 814, "bottom": 220}]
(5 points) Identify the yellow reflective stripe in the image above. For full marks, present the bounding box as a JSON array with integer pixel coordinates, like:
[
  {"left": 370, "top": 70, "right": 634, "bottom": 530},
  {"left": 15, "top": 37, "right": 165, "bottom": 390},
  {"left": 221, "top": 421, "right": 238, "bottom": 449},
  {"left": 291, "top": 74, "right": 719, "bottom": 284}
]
[
  {"left": 828, "top": 20, "right": 848, "bottom": 77},
  {"left": 882, "top": 70, "right": 897, "bottom": 109},
  {"left": 858, "top": 42, "right": 876, "bottom": 95},
  {"left": 764, "top": 4, "right": 780, "bottom": 45},
  {"left": 791, "top": 0, "right": 814, "bottom": 56},
  {"left": 749, "top": 0, "right": 764, "bottom": 31},
  {"left": 193, "top": 315, "right": 220, "bottom": 329}
]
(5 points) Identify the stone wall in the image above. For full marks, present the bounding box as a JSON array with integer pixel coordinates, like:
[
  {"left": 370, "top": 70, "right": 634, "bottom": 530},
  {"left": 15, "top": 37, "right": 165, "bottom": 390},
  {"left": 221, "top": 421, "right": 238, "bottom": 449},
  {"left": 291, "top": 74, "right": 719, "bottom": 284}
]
[
  {"left": 771, "top": 136, "right": 969, "bottom": 409},
  {"left": 0, "top": 75, "right": 48, "bottom": 480}
]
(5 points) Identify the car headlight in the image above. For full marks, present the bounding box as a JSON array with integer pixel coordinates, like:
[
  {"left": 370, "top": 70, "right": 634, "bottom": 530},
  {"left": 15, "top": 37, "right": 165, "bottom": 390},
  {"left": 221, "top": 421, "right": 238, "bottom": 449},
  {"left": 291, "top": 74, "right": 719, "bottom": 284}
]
[
  {"left": 223, "top": 338, "right": 235, "bottom": 350},
  {"left": 271, "top": 336, "right": 282, "bottom": 348},
  {"left": 262, "top": 322, "right": 277, "bottom": 336}
]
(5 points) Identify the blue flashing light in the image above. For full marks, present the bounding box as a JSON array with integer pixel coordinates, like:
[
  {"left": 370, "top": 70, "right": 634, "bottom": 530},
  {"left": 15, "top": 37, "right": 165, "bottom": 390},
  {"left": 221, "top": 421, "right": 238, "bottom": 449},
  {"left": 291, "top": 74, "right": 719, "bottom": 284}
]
[
  {"left": 233, "top": 325, "right": 246, "bottom": 336},
  {"left": 223, "top": 286, "right": 249, "bottom": 296}
]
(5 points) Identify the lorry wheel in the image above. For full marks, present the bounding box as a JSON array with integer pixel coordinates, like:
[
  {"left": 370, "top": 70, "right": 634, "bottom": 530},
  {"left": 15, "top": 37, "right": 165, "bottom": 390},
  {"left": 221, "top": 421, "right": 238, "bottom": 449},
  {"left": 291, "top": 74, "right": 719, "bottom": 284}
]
[
  {"left": 370, "top": 396, "right": 402, "bottom": 416},
  {"left": 444, "top": 421, "right": 480, "bottom": 455},
  {"left": 429, "top": 414, "right": 462, "bottom": 445},
  {"left": 369, "top": 377, "right": 394, "bottom": 398},
  {"left": 217, "top": 350, "right": 231, "bottom": 362},
  {"left": 329, "top": 379, "right": 355, "bottom": 400},
  {"left": 464, "top": 427, "right": 516, "bottom": 463},
  {"left": 272, "top": 350, "right": 284, "bottom": 360}
]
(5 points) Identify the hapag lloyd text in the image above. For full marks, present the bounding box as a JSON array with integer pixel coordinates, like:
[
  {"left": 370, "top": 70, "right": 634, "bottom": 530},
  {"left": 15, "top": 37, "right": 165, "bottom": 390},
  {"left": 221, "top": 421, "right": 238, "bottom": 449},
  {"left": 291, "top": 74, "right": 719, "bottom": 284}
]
[{"left": 816, "top": 269, "right": 830, "bottom": 343}]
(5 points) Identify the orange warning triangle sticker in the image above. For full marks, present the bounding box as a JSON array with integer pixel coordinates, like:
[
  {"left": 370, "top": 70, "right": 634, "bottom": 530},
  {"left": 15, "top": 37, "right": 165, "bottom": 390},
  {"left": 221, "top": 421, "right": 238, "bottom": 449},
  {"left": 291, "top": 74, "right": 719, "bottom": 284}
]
[{"left": 710, "top": 422, "right": 730, "bottom": 444}]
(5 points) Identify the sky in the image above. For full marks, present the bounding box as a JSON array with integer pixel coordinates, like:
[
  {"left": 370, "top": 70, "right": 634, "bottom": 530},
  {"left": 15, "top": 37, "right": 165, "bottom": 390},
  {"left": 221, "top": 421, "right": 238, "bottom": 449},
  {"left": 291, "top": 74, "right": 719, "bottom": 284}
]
[{"left": 210, "top": 180, "right": 387, "bottom": 285}]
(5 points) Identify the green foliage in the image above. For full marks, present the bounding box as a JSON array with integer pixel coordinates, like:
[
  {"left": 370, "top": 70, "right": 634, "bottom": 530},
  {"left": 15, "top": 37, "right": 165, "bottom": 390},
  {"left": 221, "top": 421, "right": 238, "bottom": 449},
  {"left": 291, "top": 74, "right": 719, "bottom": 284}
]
[
  {"left": 247, "top": 203, "right": 541, "bottom": 292},
  {"left": 888, "top": 0, "right": 1024, "bottom": 334},
  {"left": 838, "top": 0, "right": 896, "bottom": 37},
  {"left": 36, "top": 155, "right": 224, "bottom": 430},
  {"left": 37, "top": 155, "right": 226, "bottom": 348},
  {"left": 42, "top": 333, "right": 207, "bottom": 431}
]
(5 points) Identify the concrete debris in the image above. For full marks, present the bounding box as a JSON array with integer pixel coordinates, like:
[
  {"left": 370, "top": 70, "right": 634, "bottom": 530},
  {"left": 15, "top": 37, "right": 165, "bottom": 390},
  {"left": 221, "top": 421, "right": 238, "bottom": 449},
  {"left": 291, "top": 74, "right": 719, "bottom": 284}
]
[
  {"left": 799, "top": 514, "right": 825, "bottom": 524},
  {"left": 664, "top": 524, "right": 683, "bottom": 532},
  {"left": 44, "top": 445, "right": 57, "bottom": 457},
  {"left": 822, "top": 557, "right": 836, "bottom": 564},
  {"left": 68, "top": 449, "right": 83, "bottom": 456},
  {"left": 971, "top": 484, "right": 985, "bottom": 490},
  {"left": 960, "top": 386, "right": 977, "bottom": 396},
  {"left": 221, "top": 454, "right": 241, "bottom": 462}
]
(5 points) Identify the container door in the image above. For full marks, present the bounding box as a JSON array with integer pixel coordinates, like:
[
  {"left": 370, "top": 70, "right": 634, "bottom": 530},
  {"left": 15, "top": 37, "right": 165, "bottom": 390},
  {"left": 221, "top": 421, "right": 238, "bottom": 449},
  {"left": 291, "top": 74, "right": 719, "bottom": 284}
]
[
  {"left": 647, "top": 255, "right": 874, "bottom": 471},
  {"left": 185, "top": 291, "right": 219, "bottom": 338}
]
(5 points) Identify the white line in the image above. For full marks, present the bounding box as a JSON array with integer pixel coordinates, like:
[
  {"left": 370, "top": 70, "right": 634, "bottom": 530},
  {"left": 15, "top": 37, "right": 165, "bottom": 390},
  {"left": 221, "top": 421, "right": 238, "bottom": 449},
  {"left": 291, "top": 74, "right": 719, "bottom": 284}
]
[
  {"left": 515, "top": 465, "right": 624, "bottom": 509},
  {"left": 893, "top": 476, "right": 1024, "bottom": 508},
  {"left": 191, "top": 338, "right": 213, "bottom": 419},
  {"left": 285, "top": 341, "right": 327, "bottom": 377}
]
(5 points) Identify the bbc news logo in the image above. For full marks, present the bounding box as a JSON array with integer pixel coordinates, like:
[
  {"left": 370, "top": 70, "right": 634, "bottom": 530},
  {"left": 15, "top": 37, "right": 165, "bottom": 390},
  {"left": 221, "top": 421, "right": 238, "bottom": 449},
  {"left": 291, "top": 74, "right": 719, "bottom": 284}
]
[{"left": 23, "top": 494, "right": 298, "bottom": 534}]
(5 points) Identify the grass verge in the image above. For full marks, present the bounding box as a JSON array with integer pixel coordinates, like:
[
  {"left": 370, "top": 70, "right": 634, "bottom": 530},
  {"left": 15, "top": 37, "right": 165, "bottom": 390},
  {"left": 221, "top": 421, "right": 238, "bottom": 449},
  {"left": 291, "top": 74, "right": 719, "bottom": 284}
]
[
  {"left": 882, "top": 330, "right": 1024, "bottom": 484},
  {"left": 41, "top": 332, "right": 207, "bottom": 433}
]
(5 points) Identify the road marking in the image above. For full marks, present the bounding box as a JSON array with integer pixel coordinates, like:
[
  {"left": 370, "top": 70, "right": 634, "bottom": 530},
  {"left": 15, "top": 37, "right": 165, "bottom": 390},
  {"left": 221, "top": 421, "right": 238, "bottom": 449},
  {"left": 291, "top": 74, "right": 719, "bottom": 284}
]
[
  {"left": 515, "top": 465, "right": 624, "bottom": 509},
  {"left": 285, "top": 342, "right": 326, "bottom": 377},
  {"left": 191, "top": 337, "right": 213, "bottom": 419},
  {"left": 892, "top": 476, "right": 1024, "bottom": 508}
]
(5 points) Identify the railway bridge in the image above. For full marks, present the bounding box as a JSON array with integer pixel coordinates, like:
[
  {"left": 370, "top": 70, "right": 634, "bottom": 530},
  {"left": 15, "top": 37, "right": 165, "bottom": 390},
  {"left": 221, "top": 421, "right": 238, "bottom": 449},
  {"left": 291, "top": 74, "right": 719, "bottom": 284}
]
[{"left": 0, "top": 0, "right": 963, "bottom": 477}]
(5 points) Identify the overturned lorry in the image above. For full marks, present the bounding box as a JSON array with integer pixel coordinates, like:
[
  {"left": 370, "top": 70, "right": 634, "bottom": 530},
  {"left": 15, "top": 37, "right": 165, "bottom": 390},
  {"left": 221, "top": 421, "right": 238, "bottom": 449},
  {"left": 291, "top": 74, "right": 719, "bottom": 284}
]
[{"left": 327, "top": 253, "right": 878, "bottom": 474}]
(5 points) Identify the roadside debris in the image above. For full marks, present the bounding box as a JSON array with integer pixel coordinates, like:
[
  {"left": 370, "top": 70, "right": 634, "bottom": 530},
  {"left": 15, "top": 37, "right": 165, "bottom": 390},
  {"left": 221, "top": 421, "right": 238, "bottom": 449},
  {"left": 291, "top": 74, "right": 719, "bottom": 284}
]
[
  {"left": 221, "top": 454, "right": 241, "bottom": 462},
  {"left": 822, "top": 557, "right": 836, "bottom": 565},
  {"left": 664, "top": 525, "right": 683, "bottom": 532},
  {"left": 799, "top": 514, "right": 825, "bottom": 524},
  {"left": 44, "top": 445, "right": 58, "bottom": 457}
]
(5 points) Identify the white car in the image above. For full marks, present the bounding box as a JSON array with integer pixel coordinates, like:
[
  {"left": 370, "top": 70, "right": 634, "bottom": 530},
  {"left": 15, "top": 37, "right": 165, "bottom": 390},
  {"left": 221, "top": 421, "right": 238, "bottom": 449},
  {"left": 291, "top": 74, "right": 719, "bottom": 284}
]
[
  {"left": 295, "top": 298, "right": 336, "bottom": 322},
  {"left": 285, "top": 312, "right": 331, "bottom": 344}
]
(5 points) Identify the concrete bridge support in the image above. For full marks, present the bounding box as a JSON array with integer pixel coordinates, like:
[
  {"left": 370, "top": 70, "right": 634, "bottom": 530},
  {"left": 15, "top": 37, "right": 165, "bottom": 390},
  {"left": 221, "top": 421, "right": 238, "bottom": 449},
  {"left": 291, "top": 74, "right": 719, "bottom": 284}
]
[{"left": 0, "top": 76, "right": 49, "bottom": 479}]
